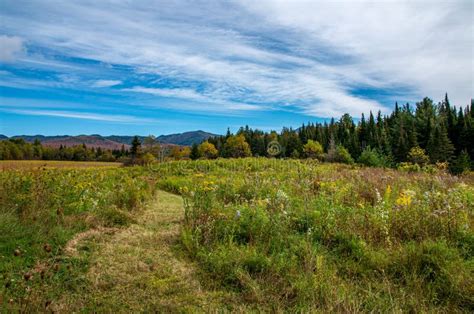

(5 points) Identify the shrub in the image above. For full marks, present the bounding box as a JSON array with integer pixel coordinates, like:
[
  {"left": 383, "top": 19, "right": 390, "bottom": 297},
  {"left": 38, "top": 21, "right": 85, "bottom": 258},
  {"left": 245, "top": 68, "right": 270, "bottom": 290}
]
[
  {"left": 140, "top": 152, "right": 156, "bottom": 165},
  {"left": 224, "top": 135, "right": 252, "bottom": 158},
  {"left": 198, "top": 141, "right": 218, "bottom": 159},
  {"left": 398, "top": 162, "right": 421, "bottom": 172},
  {"left": 408, "top": 147, "right": 429, "bottom": 166},
  {"left": 358, "top": 147, "right": 385, "bottom": 167},
  {"left": 303, "top": 140, "right": 323, "bottom": 160},
  {"left": 335, "top": 146, "right": 354, "bottom": 164}
]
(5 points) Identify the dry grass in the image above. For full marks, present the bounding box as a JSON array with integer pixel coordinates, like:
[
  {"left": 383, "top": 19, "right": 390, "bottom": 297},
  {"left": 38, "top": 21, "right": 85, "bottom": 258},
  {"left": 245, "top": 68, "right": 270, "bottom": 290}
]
[
  {"left": 0, "top": 160, "right": 122, "bottom": 170},
  {"left": 63, "top": 227, "right": 120, "bottom": 257},
  {"left": 52, "top": 190, "right": 247, "bottom": 312}
]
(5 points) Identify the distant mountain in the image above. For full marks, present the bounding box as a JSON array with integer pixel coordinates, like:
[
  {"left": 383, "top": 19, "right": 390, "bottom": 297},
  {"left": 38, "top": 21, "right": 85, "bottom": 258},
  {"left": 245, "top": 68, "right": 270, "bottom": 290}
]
[
  {"left": 104, "top": 131, "right": 216, "bottom": 146},
  {"left": 102, "top": 135, "right": 145, "bottom": 145},
  {"left": 43, "top": 135, "right": 128, "bottom": 150},
  {"left": 157, "top": 130, "right": 216, "bottom": 146},
  {"left": 2, "top": 130, "right": 217, "bottom": 149},
  {"left": 11, "top": 135, "right": 70, "bottom": 142}
]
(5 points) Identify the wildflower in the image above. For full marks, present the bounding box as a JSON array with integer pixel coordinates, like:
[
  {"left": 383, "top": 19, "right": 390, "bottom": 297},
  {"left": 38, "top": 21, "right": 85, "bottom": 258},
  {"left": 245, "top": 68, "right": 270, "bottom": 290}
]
[
  {"left": 276, "top": 189, "right": 289, "bottom": 202},
  {"left": 396, "top": 190, "right": 415, "bottom": 206},
  {"left": 235, "top": 210, "right": 241, "bottom": 219},
  {"left": 375, "top": 188, "right": 382, "bottom": 204}
]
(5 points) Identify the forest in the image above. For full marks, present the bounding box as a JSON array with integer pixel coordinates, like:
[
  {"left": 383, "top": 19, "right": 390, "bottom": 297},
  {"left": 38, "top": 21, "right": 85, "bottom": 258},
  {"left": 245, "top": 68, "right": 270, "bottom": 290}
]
[
  {"left": 203, "top": 95, "right": 473, "bottom": 173},
  {"left": 2, "top": 95, "right": 473, "bottom": 174}
]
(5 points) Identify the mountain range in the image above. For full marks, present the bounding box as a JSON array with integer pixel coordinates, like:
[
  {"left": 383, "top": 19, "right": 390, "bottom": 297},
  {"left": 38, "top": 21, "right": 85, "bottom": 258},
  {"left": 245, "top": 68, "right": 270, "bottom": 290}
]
[{"left": 1, "top": 131, "right": 217, "bottom": 149}]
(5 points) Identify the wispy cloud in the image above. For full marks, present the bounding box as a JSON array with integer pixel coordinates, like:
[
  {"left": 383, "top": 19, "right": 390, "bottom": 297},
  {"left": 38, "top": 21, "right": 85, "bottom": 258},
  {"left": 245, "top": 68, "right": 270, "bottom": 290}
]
[
  {"left": 92, "top": 79, "right": 122, "bottom": 88},
  {"left": 4, "top": 109, "right": 157, "bottom": 123},
  {"left": 0, "top": 0, "right": 471, "bottom": 121},
  {"left": 0, "top": 35, "right": 24, "bottom": 62},
  {"left": 123, "top": 86, "right": 262, "bottom": 111}
]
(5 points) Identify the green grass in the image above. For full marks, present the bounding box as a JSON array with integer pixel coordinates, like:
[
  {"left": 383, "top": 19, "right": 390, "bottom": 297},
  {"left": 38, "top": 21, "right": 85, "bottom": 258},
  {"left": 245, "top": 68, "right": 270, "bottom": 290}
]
[
  {"left": 153, "top": 158, "right": 474, "bottom": 312},
  {"left": 0, "top": 160, "right": 122, "bottom": 170},
  {"left": 0, "top": 167, "right": 156, "bottom": 310},
  {"left": 1, "top": 158, "right": 473, "bottom": 312}
]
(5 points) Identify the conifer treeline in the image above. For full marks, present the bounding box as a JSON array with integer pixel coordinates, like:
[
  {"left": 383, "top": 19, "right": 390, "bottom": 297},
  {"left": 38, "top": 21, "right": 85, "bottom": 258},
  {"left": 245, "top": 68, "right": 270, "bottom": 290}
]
[
  {"left": 0, "top": 138, "right": 129, "bottom": 161},
  {"left": 206, "top": 95, "right": 473, "bottom": 168}
]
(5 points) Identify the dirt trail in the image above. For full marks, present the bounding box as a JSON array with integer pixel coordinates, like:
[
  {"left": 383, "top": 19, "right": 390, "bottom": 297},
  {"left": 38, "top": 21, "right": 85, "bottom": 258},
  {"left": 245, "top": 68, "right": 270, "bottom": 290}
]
[{"left": 55, "top": 190, "right": 239, "bottom": 312}]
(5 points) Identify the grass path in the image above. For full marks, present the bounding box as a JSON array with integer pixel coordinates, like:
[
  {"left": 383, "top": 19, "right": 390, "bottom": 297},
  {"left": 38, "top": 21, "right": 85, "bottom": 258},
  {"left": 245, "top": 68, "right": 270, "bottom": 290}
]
[{"left": 54, "top": 190, "right": 242, "bottom": 312}]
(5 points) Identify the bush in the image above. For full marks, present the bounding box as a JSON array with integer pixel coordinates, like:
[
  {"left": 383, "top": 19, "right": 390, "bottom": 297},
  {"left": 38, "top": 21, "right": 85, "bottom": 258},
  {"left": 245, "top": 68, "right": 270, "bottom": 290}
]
[
  {"left": 408, "top": 147, "right": 429, "bottom": 166},
  {"left": 358, "top": 147, "right": 385, "bottom": 167},
  {"left": 303, "top": 140, "right": 323, "bottom": 160},
  {"left": 335, "top": 146, "right": 354, "bottom": 164},
  {"left": 140, "top": 152, "right": 156, "bottom": 165},
  {"left": 398, "top": 162, "right": 421, "bottom": 172},
  {"left": 198, "top": 141, "right": 218, "bottom": 159}
]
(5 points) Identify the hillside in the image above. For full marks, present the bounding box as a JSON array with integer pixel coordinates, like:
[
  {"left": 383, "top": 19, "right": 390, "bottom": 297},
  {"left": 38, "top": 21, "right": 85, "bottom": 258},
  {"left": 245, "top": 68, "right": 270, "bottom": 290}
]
[
  {"left": 156, "top": 130, "right": 216, "bottom": 146},
  {"left": 1, "top": 130, "right": 217, "bottom": 149},
  {"left": 43, "top": 135, "right": 128, "bottom": 150}
]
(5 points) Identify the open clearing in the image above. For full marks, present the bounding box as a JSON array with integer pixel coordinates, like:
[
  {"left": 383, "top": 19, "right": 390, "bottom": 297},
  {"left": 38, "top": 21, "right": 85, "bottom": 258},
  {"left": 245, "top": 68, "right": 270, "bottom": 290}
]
[
  {"left": 0, "top": 160, "right": 122, "bottom": 170},
  {"left": 1, "top": 159, "right": 473, "bottom": 312}
]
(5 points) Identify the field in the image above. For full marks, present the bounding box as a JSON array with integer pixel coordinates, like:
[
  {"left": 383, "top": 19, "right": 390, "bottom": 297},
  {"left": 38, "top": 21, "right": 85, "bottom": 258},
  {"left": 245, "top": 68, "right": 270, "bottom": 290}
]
[
  {"left": 1, "top": 159, "right": 473, "bottom": 312},
  {"left": 0, "top": 160, "right": 122, "bottom": 170}
]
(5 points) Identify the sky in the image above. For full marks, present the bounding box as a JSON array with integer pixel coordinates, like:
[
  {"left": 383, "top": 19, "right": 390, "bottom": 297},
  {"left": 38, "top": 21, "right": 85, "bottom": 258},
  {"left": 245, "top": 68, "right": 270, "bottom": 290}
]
[{"left": 0, "top": 0, "right": 472, "bottom": 136}]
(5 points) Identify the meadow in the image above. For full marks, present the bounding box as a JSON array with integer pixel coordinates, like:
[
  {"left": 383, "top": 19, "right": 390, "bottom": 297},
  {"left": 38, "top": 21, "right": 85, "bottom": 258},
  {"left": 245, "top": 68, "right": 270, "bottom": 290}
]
[
  {"left": 1, "top": 159, "right": 473, "bottom": 312},
  {"left": 0, "top": 160, "right": 122, "bottom": 170},
  {"left": 155, "top": 159, "right": 474, "bottom": 312},
  {"left": 0, "top": 163, "right": 156, "bottom": 311}
]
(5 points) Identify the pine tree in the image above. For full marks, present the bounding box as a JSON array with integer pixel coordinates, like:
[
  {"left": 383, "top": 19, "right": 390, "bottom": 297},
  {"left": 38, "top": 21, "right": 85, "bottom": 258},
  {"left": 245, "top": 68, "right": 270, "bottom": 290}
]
[
  {"left": 449, "top": 150, "right": 471, "bottom": 174},
  {"left": 359, "top": 113, "right": 368, "bottom": 150},
  {"left": 131, "top": 136, "right": 142, "bottom": 158},
  {"left": 415, "top": 97, "right": 436, "bottom": 149},
  {"left": 427, "top": 121, "right": 454, "bottom": 163},
  {"left": 367, "top": 111, "right": 376, "bottom": 148},
  {"left": 190, "top": 143, "right": 200, "bottom": 160}
]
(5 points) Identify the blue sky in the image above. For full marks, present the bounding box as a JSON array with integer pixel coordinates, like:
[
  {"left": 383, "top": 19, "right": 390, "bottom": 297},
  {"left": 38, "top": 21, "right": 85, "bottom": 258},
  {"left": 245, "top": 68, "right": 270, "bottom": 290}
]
[{"left": 0, "top": 0, "right": 472, "bottom": 136}]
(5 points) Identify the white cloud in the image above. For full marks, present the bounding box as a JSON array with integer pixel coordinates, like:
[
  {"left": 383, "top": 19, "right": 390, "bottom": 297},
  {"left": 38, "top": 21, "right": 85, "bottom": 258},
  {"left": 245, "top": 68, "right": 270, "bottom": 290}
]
[
  {"left": 123, "top": 86, "right": 261, "bottom": 111},
  {"left": 239, "top": 0, "right": 473, "bottom": 107},
  {"left": 92, "top": 80, "right": 122, "bottom": 88},
  {"left": 0, "top": 35, "right": 24, "bottom": 62},
  {"left": 4, "top": 109, "right": 157, "bottom": 123},
  {"left": 0, "top": 0, "right": 471, "bottom": 118}
]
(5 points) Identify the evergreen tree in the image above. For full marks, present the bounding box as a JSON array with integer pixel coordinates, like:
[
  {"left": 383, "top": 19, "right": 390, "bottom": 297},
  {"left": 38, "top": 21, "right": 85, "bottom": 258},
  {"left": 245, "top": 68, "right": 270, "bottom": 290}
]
[
  {"left": 426, "top": 120, "right": 454, "bottom": 163},
  {"left": 449, "top": 150, "right": 471, "bottom": 174},
  {"left": 415, "top": 97, "right": 436, "bottom": 149},
  {"left": 131, "top": 136, "right": 142, "bottom": 158},
  {"left": 190, "top": 143, "right": 200, "bottom": 160}
]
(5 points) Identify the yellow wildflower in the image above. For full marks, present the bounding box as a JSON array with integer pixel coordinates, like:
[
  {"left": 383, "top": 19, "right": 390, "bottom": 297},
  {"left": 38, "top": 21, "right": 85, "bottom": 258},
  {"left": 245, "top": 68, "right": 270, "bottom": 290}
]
[{"left": 396, "top": 189, "right": 415, "bottom": 206}]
